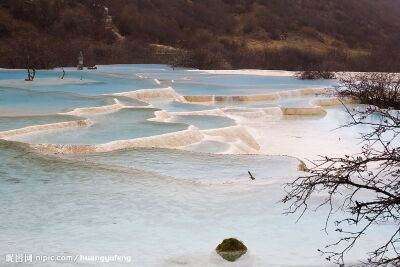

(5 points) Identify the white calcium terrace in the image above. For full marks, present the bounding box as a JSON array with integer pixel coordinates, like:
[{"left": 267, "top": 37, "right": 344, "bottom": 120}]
[{"left": 0, "top": 65, "right": 387, "bottom": 267}]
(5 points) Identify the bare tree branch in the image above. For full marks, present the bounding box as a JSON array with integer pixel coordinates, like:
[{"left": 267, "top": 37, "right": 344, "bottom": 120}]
[{"left": 283, "top": 73, "right": 400, "bottom": 266}]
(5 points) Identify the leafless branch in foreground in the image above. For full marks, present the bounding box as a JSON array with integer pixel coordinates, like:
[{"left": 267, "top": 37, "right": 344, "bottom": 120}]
[{"left": 283, "top": 74, "right": 400, "bottom": 266}]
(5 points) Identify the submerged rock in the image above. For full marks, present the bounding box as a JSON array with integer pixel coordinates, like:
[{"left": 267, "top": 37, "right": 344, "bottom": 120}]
[{"left": 216, "top": 238, "right": 247, "bottom": 262}]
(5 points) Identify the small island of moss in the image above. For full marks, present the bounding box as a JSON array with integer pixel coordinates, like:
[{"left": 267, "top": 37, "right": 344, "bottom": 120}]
[{"left": 216, "top": 238, "right": 247, "bottom": 262}]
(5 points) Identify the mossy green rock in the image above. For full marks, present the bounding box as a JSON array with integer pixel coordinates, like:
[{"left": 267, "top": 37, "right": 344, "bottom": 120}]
[{"left": 216, "top": 238, "right": 247, "bottom": 262}]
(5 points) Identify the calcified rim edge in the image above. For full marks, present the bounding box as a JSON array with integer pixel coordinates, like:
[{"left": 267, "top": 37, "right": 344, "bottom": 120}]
[{"left": 0, "top": 86, "right": 359, "bottom": 170}]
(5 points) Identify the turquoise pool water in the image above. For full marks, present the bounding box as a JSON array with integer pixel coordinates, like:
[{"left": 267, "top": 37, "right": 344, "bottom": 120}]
[
  {"left": 11, "top": 108, "right": 189, "bottom": 145},
  {"left": 167, "top": 75, "right": 335, "bottom": 96},
  {"left": 0, "top": 87, "right": 114, "bottom": 115},
  {"left": 0, "top": 64, "right": 380, "bottom": 267},
  {"left": 169, "top": 115, "right": 236, "bottom": 130},
  {"left": 0, "top": 69, "right": 161, "bottom": 95},
  {"left": 0, "top": 114, "right": 82, "bottom": 132},
  {"left": 0, "top": 140, "right": 391, "bottom": 267}
]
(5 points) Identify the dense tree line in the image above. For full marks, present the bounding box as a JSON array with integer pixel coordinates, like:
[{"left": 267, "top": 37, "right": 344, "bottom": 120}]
[{"left": 0, "top": 0, "right": 399, "bottom": 70}]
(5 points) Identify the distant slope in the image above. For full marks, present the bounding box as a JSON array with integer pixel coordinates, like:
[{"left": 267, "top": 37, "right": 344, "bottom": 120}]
[
  {"left": 0, "top": 0, "right": 399, "bottom": 71},
  {"left": 110, "top": 0, "right": 400, "bottom": 50}
]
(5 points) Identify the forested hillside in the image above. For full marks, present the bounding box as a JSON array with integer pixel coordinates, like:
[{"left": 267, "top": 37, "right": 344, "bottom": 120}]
[{"left": 0, "top": 0, "right": 399, "bottom": 71}]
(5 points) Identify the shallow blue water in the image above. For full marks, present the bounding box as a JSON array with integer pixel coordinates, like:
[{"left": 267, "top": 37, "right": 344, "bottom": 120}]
[
  {"left": 0, "top": 66, "right": 335, "bottom": 98},
  {"left": 184, "top": 139, "right": 232, "bottom": 154},
  {"left": 0, "top": 69, "right": 59, "bottom": 80},
  {"left": 67, "top": 147, "right": 300, "bottom": 182},
  {"left": 0, "top": 69, "right": 161, "bottom": 95},
  {"left": 0, "top": 65, "right": 389, "bottom": 267},
  {"left": 0, "top": 140, "right": 391, "bottom": 267},
  {"left": 166, "top": 75, "right": 335, "bottom": 96},
  {"left": 170, "top": 115, "right": 236, "bottom": 130},
  {"left": 0, "top": 114, "right": 82, "bottom": 131},
  {"left": 12, "top": 108, "right": 189, "bottom": 145},
  {"left": 0, "top": 87, "right": 113, "bottom": 115},
  {"left": 145, "top": 99, "right": 211, "bottom": 112}
]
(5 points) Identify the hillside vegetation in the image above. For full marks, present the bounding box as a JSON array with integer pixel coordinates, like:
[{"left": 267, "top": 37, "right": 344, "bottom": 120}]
[{"left": 0, "top": 0, "right": 399, "bottom": 71}]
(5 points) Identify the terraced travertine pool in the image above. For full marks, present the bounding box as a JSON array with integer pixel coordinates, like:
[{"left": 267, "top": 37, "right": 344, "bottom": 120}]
[{"left": 0, "top": 65, "right": 390, "bottom": 267}]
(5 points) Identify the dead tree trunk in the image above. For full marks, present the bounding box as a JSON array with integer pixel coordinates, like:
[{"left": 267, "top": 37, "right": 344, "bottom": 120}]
[
  {"left": 26, "top": 68, "right": 31, "bottom": 81},
  {"left": 25, "top": 56, "right": 36, "bottom": 81},
  {"left": 31, "top": 68, "right": 36, "bottom": 81}
]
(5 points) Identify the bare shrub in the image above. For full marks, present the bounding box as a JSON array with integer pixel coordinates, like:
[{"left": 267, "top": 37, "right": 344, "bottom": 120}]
[
  {"left": 283, "top": 73, "right": 400, "bottom": 266},
  {"left": 338, "top": 73, "right": 400, "bottom": 109},
  {"left": 297, "top": 70, "right": 336, "bottom": 80}
]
